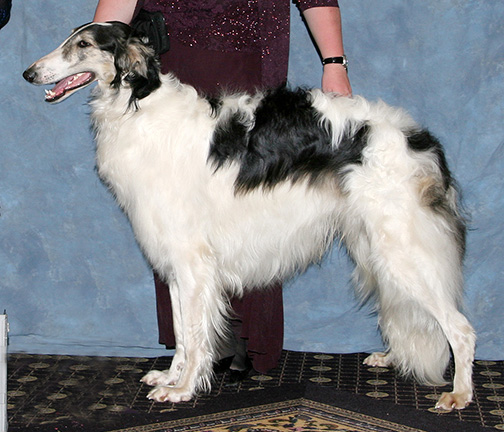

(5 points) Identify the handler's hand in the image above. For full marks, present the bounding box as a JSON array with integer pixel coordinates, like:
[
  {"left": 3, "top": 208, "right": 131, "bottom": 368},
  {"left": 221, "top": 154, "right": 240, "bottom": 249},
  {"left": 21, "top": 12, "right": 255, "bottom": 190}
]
[{"left": 322, "top": 64, "right": 352, "bottom": 96}]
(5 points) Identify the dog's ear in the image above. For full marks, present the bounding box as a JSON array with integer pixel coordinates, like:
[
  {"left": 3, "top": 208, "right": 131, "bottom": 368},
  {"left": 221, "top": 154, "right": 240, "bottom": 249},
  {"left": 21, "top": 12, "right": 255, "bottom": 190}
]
[{"left": 111, "top": 34, "right": 161, "bottom": 109}]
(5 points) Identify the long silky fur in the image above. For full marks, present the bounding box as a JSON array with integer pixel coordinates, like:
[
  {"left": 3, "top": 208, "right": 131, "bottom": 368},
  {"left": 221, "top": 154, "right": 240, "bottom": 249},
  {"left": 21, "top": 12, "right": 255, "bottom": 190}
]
[{"left": 24, "top": 22, "right": 476, "bottom": 408}]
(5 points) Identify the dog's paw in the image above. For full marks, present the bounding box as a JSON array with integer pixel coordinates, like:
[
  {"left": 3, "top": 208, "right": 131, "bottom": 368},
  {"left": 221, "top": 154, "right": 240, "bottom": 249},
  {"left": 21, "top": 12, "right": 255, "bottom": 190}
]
[
  {"left": 147, "top": 385, "right": 193, "bottom": 403},
  {"left": 435, "top": 391, "right": 472, "bottom": 411},
  {"left": 363, "top": 352, "right": 391, "bottom": 367},
  {"left": 141, "top": 370, "right": 174, "bottom": 387}
]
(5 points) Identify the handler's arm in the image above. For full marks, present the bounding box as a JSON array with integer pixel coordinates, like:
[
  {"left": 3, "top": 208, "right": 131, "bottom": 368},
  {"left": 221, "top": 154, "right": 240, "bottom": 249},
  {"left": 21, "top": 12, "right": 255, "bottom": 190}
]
[
  {"left": 302, "top": 6, "right": 352, "bottom": 96},
  {"left": 93, "top": 0, "right": 138, "bottom": 23}
]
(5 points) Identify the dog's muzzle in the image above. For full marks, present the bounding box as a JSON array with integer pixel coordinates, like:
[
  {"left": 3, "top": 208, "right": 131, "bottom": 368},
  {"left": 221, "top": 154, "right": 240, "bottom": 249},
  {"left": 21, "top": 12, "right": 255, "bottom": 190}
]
[{"left": 23, "top": 65, "right": 96, "bottom": 103}]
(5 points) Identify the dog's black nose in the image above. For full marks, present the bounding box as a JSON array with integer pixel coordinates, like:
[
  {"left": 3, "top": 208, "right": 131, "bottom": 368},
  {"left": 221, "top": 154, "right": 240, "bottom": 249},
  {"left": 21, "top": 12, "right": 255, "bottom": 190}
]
[{"left": 23, "top": 68, "right": 37, "bottom": 83}]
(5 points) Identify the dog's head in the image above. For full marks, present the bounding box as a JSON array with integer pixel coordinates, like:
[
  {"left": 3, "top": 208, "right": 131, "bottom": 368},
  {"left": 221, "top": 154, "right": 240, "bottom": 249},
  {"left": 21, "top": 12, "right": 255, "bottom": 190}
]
[{"left": 23, "top": 22, "right": 161, "bottom": 107}]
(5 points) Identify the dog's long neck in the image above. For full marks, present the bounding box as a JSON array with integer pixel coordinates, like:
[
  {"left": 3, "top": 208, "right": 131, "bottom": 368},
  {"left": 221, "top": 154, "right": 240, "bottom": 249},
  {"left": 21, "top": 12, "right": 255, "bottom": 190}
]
[
  {"left": 90, "top": 69, "right": 189, "bottom": 116},
  {"left": 90, "top": 70, "right": 211, "bottom": 151}
]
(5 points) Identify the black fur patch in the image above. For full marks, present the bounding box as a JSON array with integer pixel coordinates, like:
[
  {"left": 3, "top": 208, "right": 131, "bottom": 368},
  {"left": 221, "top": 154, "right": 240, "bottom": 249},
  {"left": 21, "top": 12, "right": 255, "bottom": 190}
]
[
  {"left": 206, "top": 96, "right": 223, "bottom": 117},
  {"left": 93, "top": 22, "right": 162, "bottom": 109},
  {"left": 407, "top": 129, "right": 466, "bottom": 255},
  {"left": 95, "top": 22, "right": 133, "bottom": 54},
  {"left": 407, "top": 129, "right": 453, "bottom": 190},
  {"left": 209, "top": 87, "right": 368, "bottom": 193}
]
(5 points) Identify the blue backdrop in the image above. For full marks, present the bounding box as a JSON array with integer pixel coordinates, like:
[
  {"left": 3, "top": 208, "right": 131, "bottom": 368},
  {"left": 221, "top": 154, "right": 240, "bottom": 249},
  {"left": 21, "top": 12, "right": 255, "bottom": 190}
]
[{"left": 1, "top": 1, "right": 503, "bottom": 359}]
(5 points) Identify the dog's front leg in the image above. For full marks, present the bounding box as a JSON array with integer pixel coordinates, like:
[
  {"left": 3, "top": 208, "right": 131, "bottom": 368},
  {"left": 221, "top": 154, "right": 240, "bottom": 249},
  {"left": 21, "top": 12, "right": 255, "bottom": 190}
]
[
  {"left": 144, "top": 258, "right": 223, "bottom": 403},
  {"left": 141, "top": 277, "right": 185, "bottom": 387}
]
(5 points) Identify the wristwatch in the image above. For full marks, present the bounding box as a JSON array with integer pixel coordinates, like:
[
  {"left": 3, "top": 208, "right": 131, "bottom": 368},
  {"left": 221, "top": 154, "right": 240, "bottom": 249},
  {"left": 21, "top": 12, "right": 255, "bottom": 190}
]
[{"left": 322, "top": 55, "right": 348, "bottom": 71}]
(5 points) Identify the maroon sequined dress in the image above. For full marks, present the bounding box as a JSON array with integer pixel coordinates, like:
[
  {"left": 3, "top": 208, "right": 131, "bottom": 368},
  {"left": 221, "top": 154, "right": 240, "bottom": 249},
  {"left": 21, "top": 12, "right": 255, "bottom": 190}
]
[{"left": 135, "top": 0, "right": 339, "bottom": 372}]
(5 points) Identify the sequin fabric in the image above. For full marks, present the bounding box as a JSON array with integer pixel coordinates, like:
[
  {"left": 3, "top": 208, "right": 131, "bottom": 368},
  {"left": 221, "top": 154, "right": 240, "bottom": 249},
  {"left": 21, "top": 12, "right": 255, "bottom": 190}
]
[
  {"left": 142, "top": 1, "right": 338, "bottom": 51},
  {"left": 140, "top": 0, "right": 338, "bottom": 87},
  {"left": 145, "top": 0, "right": 261, "bottom": 53}
]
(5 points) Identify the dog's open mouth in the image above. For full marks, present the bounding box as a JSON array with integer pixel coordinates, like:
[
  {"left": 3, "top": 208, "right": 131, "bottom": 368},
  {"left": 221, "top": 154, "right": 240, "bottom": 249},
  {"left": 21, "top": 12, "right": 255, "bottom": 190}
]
[{"left": 45, "top": 72, "right": 95, "bottom": 103}]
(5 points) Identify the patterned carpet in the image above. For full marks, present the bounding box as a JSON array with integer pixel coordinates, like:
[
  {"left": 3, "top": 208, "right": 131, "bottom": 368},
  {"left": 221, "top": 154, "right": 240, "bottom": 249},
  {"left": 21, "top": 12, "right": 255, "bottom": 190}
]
[{"left": 6, "top": 350, "right": 504, "bottom": 431}]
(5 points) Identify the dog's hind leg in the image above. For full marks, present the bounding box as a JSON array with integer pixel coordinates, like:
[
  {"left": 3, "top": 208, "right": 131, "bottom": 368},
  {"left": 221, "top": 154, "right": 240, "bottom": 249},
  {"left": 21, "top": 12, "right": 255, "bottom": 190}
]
[
  {"left": 432, "top": 307, "right": 475, "bottom": 410},
  {"left": 342, "top": 221, "right": 394, "bottom": 370},
  {"left": 343, "top": 172, "right": 474, "bottom": 410},
  {"left": 360, "top": 208, "right": 474, "bottom": 410},
  {"left": 368, "top": 251, "right": 475, "bottom": 410}
]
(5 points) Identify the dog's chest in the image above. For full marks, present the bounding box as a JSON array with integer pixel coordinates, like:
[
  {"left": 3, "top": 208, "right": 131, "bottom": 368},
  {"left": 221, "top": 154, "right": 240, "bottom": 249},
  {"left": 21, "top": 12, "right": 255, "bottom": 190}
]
[
  {"left": 93, "top": 121, "right": 162, "bottom": 210},
  {"left": 92, "top": 112, "right": 213, "bottom": 217}
]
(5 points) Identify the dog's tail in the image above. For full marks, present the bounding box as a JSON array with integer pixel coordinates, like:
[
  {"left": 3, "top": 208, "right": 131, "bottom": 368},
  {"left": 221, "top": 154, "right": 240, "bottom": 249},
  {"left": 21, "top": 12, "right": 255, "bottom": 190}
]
[{"left": 379, "top": 300, "right": 451, "bottom": 385}]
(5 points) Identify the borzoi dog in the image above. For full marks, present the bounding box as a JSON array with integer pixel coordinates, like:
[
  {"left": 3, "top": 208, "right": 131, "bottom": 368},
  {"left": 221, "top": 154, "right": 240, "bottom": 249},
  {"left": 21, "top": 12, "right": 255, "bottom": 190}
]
[{"left": 23, "top": 22, "right": 475, "bottom": 410}]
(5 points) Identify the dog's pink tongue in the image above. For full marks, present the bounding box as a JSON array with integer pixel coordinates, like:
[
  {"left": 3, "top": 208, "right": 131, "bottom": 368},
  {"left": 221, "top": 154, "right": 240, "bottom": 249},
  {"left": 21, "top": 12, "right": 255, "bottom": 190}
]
[{"left": 47, "top": 73, "right": 93, "bottom": 100}]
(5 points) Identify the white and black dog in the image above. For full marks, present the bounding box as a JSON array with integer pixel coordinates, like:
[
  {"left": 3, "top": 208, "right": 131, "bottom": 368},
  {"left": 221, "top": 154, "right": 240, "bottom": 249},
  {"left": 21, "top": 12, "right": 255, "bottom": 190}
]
[{"left": 24, "top": 22, "right": 475, "bottom": 410}]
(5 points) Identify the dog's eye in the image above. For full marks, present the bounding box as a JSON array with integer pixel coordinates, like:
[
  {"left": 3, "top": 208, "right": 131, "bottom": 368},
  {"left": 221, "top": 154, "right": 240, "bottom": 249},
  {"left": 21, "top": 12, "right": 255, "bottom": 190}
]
[{"left": 78, "top": 40, "right": 92, "bottom": 48}]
